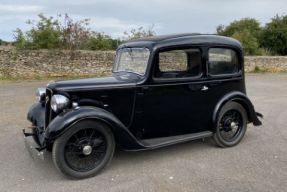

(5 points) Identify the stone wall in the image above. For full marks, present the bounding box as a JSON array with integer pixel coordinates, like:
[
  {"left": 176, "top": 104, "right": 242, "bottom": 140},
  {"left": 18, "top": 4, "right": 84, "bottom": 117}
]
[
  {"left": 245, "top": 56, "right": 287, "bottom": 72},
  {"left": 0, "top": 47, "right": 287, "bottom": 79},
  {"left": 0, "top": 47, "right": 115, "bottom": 79}
]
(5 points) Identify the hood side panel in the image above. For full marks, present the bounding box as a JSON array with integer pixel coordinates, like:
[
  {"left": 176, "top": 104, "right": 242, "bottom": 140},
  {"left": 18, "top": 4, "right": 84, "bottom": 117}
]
[
  {"left": 67, "top": 87, "right": 136, "bottom": 128},
  {"left": 47, "top": 74, "right": 140, "bottom": 91}
]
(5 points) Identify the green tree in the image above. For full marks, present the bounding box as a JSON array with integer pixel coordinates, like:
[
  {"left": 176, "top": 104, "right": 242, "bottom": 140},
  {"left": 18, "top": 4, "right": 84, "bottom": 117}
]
[
  {"left": 232, "top": 30, "right": 262, "bottom": 55},
  {"left": 123, "top": 25, "right": 156, "bottom": 40},
  {"left": 14, "top": 14, "right": 61, "bottom": 49},
  {"left": 0, "top": 39, "right": 7, "bottom": 45},
  {"left": 14, "top": 28, "right": 26, "bottom": 48},
  {"left": 217, "top": 18, "right": 261, "bottom": 38},
  {"left": 58, "top": 14, "right": 92, "bottom": 50},
  {"left": 86, "top": 33, "right": 117, "bottom": 50},
  {"left": 260, "top": 15, "right": 287, "bottom": 55},
  {"left": 27, "top": 16, "right": 61, "bottom": 49},
  {"left": 217, "top": 18, "right": 262, "bottom": 55},
  {"left": 13, "top": 14, "right": 96, "bottom": 50}
]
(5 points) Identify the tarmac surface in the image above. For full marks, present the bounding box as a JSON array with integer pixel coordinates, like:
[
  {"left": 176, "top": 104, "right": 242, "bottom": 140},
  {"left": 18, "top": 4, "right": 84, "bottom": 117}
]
[{"left": 0, "top": 74, "right": 286, "bottom": 192}]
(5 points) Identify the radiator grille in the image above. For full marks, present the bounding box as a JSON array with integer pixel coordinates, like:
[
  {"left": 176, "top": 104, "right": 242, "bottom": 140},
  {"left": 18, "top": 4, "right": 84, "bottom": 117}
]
[{"left": 44, "top": 89, "right": 53, "bottom": 129}]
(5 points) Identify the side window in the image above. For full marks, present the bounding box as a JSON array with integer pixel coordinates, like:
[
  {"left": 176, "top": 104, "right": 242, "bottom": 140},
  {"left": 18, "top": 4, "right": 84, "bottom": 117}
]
[
  {"left": 208, "top": 48, "right": 239, "bottom": 75},
  {"left": 155, "top": 49, "right": 202, "bottom": 78}
]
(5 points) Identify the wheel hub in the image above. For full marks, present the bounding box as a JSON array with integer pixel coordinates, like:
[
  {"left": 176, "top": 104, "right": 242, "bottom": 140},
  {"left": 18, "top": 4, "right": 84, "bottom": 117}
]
[
  {"left": 219, "top": 109, "right": 243, "bottom": 142},
  {"left": 82, "top": 145, "right": 92, "bottom": 156},
  {"left": 230, "top": 121, "right": 238, "bottom": 130}
]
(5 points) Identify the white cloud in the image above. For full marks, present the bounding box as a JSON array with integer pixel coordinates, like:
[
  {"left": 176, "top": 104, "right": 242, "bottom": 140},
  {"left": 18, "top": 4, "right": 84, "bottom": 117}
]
[
  {"left": 0, "top": 0, "right": 287, "bottom": 41},
  {"left": 70, "top": 15, "right": 162, "bottom": 38},
  {"left": 0, "top": 5, "right": 43, "bottom": 14}
]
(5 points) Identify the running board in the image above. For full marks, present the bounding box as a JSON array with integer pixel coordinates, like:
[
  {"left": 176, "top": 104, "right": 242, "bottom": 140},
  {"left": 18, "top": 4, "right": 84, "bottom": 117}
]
[{"left": 140, "top": 131, "right": 213, "bottom": 149}]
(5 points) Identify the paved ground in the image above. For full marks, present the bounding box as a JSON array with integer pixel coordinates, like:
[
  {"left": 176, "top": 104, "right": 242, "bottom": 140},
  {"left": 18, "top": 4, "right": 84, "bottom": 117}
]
[{"left": 0, "top": 74, "right": 286, "bottom": 192}]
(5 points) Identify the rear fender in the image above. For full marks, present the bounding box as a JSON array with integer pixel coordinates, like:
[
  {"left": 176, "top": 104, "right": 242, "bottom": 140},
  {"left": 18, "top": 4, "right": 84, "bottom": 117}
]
[
  {"left": 45, "top": 106, "right": 144, "bottom": 150},
  {"left": 213, "top": 91, "right": 262, "bottom": 129}
]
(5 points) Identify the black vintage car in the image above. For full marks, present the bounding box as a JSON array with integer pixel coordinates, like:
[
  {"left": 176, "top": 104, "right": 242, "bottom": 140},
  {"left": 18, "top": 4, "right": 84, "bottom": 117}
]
[{"left": 24, "top": 34, "right": 262, "bottom": 179}]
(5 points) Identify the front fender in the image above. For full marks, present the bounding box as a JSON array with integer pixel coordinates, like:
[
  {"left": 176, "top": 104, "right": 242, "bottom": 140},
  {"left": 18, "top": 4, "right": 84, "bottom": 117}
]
[
  {"left": 213, "top": 91, "right": 262, "bottom": 127},
  {"left": 27, "top": 102, "right": 45, "bottom": 128},
  {"left": 45, "top": 106, "right": 145, "bottom": 150},
  {"left": 27, "top": 102, "right": 46, "bottom": 145}
]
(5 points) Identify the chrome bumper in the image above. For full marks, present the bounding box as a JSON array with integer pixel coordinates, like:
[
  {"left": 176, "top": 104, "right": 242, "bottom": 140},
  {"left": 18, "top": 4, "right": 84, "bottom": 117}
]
[{"left": 23, "top": 129, "right": 45, "bottom": 160}]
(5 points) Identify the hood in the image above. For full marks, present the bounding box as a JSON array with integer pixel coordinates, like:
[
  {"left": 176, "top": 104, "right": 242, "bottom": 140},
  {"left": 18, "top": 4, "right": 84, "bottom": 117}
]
[{"left": 47, "top": 73, "right": 142, "bottom": 91}]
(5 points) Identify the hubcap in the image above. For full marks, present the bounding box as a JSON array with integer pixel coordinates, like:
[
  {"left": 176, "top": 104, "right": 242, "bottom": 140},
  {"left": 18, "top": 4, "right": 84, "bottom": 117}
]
[
  {"left": 230, "top": 121, "right": 238, "bottom": 130},
  {"left": 64, "top": 128, "right": 106, "bottom": 172},
  {"left": 219, "top": 110, "right": 243, "bottom": 142},
  {"left": 82, "top": 145, "right": 92, "bottom": 156}
]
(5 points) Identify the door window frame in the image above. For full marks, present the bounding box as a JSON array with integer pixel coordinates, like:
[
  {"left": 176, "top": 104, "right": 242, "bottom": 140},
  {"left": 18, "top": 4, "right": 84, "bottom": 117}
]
[{"left": 152, "top": 46, "right": 204, "bottom": 83}]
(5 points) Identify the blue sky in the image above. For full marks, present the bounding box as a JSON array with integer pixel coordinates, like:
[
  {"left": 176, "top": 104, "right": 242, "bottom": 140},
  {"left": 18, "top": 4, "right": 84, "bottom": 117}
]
[{"left": 0, "top": 0, "right": 286, "bottom": 41}]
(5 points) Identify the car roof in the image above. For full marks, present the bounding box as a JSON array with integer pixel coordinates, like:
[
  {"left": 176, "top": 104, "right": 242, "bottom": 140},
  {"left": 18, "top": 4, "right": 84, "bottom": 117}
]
[{"left": 119, "top": 33, "right": 242, "bottom": 50}]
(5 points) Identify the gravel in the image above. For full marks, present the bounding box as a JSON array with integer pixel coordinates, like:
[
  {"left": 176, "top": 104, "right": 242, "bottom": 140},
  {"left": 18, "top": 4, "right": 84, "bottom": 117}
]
[{"left": 0, "top": 74, "right": 286, "bottom": 192}]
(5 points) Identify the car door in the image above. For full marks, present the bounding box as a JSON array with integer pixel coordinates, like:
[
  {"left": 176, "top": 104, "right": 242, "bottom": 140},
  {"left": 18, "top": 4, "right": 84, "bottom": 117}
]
[
  {"left": 133, "top": 47, "right": 210, "bottom": 139},
  {"left": 205, "top": 47, "right": 244, "bottom": 112}
]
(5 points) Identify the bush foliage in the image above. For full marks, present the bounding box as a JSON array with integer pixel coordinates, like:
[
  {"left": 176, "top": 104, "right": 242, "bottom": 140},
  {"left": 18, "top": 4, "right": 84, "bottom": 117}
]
[
  {"left": 260, "top": 15, "right": 287, "bottom": 55},
  {"left": 11, "top": 13, "right": 287, "bottom": 55},
  {"left": 87, "top": 33, "right": 119, "bottom": 50},
  {"left": 217, "top": 18, "right": 263, "bottom": 55},
  {"left": 13, "top": 14, "right": 156, "bottom": 51},
  {"left": 15, "top": 14, "right": 62, "bottom": 49},
  {"left": 217, "top": 15, "right": 287, "bottom": 55},
  {"left": 123, "top": 25, "right": 156, "bottom": 40}
]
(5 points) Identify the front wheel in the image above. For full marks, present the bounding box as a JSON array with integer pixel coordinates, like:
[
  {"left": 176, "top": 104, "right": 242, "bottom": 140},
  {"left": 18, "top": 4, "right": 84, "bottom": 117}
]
[
  {"left": 52, "top": 120, "right": 115, "bottom": 179},
  {"left": 213, "top": 102, "right": 248, "bottom": 147}
]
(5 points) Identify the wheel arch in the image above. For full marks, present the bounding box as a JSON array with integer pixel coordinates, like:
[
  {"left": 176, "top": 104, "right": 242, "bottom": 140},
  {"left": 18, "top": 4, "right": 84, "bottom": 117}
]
[
  {"left": 45, "top": 106, "right": 145, "bottom": 150},
  {"left": 212, "top": 91, "right": 262, "bottom": 129}
]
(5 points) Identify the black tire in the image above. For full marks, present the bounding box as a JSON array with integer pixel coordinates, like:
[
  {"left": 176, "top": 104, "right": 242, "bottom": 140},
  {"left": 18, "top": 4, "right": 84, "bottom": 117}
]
[
  {"left": 52, "top": 120, "right": 115, "bottom": 179},
  {"left": 213, "top": 102, "right": 247, "bottom": 148}
]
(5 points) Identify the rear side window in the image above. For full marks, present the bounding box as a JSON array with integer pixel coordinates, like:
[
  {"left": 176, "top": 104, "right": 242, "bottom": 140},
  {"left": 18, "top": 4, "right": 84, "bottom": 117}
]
[{"left": 208, "top": 48, "right": 239, "bottom": 75}]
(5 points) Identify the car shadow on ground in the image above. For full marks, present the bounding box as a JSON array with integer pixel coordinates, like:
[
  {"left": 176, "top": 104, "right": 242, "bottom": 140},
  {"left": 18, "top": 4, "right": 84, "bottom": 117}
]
[
  {"left": 23, "top": 137, "right": 216, "bottom": 181},
  {"left": 19, "top": 124, "right": 261, "bottom": 182}
]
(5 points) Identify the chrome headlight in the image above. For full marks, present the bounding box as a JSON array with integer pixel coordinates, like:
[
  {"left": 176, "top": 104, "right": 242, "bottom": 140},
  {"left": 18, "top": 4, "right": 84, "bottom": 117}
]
[
  {"left": 36, "top": 88, "right": 46, "bottom": 102},
  {"left": 50, "top": 94, "right": 70, "bottom": 113}
]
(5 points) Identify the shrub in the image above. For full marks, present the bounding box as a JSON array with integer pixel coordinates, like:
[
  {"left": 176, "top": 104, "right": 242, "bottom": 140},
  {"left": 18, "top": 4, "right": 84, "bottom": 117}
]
[
  {"left": 13, "top": 14, "right": 105, "bottom": 50},
  {"left": 58, "top": 14, "right": 92, "bottom": 50},
  {"left": 14, "top": 14, "right": 61, "bottom": 49},
  {"left": 232, "top": 30, "right": 261, "bottom": 55},
  {"left": 217, "top": 18, "right": 262, "bottom": 55},
  {"left": 123, "top": 25, "right": 156, "bottom": 40},
  {"left": 86, "top": 33, "right": 118, "bottom": 50},
  {"left": 260, "top": 15, "right": 287, "bottom": 55}
]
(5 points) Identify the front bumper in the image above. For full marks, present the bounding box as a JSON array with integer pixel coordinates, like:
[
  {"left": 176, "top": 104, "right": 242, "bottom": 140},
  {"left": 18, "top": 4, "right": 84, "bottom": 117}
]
[{"left": 23, "top": 129, "right": 45, "bottom": 160}]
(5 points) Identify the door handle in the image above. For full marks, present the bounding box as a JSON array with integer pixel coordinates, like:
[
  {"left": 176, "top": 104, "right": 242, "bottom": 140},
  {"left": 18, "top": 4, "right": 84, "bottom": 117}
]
[
  {"left": 201, "top": 85, "right": 209, "bottom": 91},
  {"left": 137, "top": 86, "right": 149, "bottom": 96},
  {"left": 142, "top": 86, "right": 149, "bottom": 91}
]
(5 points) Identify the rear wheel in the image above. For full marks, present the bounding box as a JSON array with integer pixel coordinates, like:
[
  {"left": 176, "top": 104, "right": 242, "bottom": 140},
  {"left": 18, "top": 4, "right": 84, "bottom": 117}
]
[
  {"left": 213, "top": 102, "right": 247, "bottom": 147},
  {"left": 52, "top": 120, "right": 115, "bottom": 179}
]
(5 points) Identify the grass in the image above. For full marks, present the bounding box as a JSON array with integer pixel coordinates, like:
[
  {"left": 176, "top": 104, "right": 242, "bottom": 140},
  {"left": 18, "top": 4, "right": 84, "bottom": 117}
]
[
  {"left": 0, "top": 75, "right": 98, "bottom": 81},
  {"left": 0, "top": 70, "right": 112, "bottom": 81},
  {"left": 250, "top": 65, "right": 267, "bottom": 73}
]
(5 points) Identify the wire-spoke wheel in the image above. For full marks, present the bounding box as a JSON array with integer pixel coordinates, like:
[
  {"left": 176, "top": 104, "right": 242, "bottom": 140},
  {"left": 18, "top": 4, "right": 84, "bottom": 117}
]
[
  {"left": 213, "top": 102, "right": 247, "bottom": 147},
  {"left": 52, "top": 120, "right": 115, "bottom": 179}
]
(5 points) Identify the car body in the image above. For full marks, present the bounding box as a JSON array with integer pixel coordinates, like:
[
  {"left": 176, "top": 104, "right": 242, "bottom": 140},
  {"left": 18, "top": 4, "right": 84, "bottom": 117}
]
[{"left": 23, "top": 34, "right": 262, "bottom": 178}]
